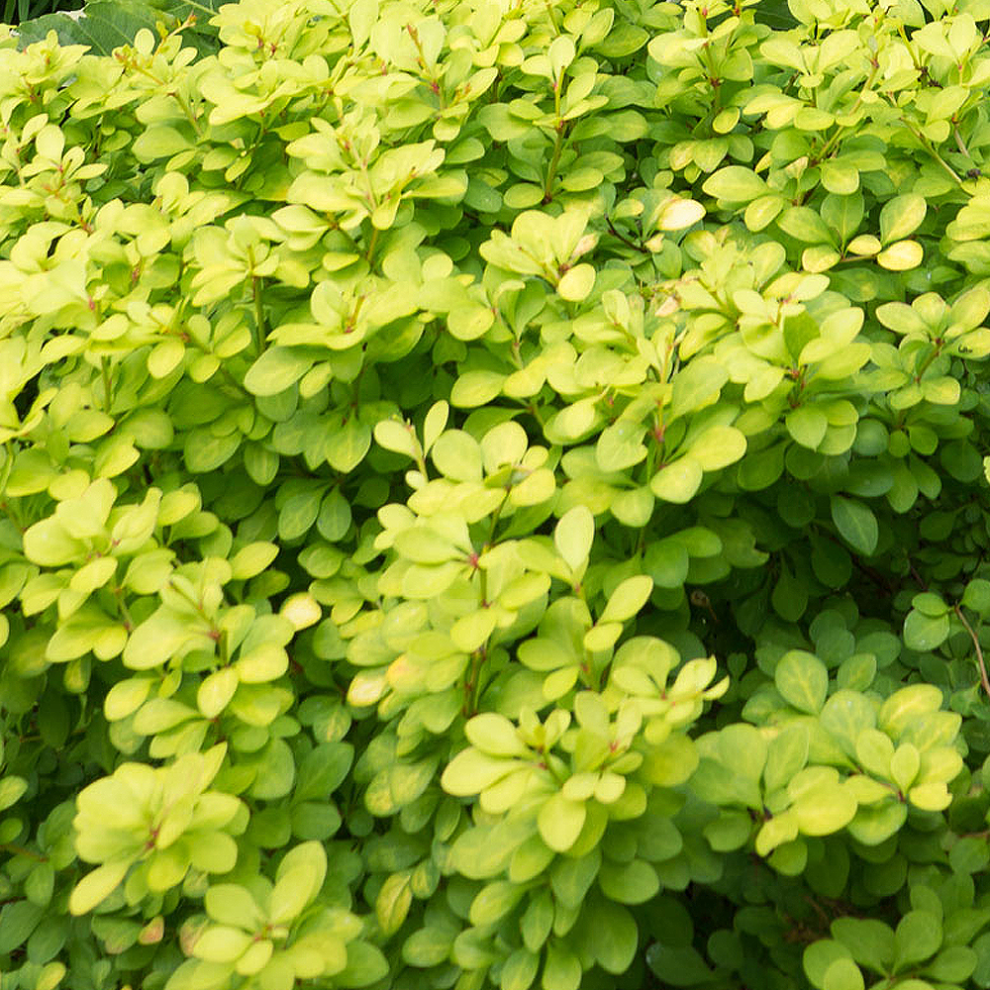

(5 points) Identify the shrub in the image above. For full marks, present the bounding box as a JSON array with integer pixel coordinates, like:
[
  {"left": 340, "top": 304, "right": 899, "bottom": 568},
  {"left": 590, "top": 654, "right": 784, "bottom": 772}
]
[{"left": 4, "top": 1, "right": 990, "bottom": 990}]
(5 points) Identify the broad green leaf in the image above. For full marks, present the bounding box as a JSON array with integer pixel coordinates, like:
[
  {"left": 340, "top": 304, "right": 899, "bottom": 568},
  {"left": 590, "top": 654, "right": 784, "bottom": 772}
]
[
  {"left": 470, "top": 881, "right": 525, "bottom": 926},
  {"left": 855, "top": 729, "right": 894, "bottom": 778},
  {"left": 0, "top": 901, "right": 44, "bottom": 953},
  {"left": 185, "top": 429, "right": 240, "bottom": 473},
  {"left": 17, "top": 1, "right": 160, "bottom": 54},
  {"left": 325, "top": 418, "right": 372, "bottom": 474},
  {"left": 466, "top": 713, "right": 529, "bottom": 757},
  {"left": 501, "top": 948, "right": 539, "bottom": 990},
  {"left": 542, "top": 942, "right": 581, "bottom": 990},
  {"left": 558, "top": 264, "right": 595, "bottom": 301},
  {"left": 588, "top": 902, "right": 639, "bottom": 973},
  {"left": 924, "top": 946, "right": 978, "bottom": 983},
  {"left": 596, "top": 421, "right": 647, "bottom": 472},
  {"left": 830, "top": 496, "right": 878, "bottom": 555},
  {"left": 644, "top": 540, "right": 689, "bottom": 588},
  {"left": 124, "top": 607, "right": 210, "bottom": 670},
  {"left": 521, "top": 889, "right": 554, "bottom": 951},
  {"left": 703, "top": 166, "right": 769, "bottom": 203},
  {"left": 878, "top": 685, "right": 943, "bottom": 738},
  {"left": 670, "top": 357, "right": 728, "bottom": 417},
  {"left": 194, "top": 925, "right": 253, "bottom": 963},
  {"left": 555, "top": 505, "right": 595, "bottom": 572},
  {"left": 903, "top": 610, "right": 950, "bottom": 652},
  {"left": 375, "top": 873, "right": 412, "bottom": 936},
  {"left": 70, "top": 861, "right": 130, "bottom": 916},
  {"left": 197, "top": 668, "right": 239, "bottom": 718},
  {"left": 22, "top": 518, "right": 84, "bottom": 567},
  {"left": 778, "top": 206, "right": 833, "bottom": 244},
  {"left": 689, "top": 425, "right": 746, "bottom": 470},
  {"left": 651, "top": 458, "right": 703, "bottom": 503},
  {"left": 890, "top": 743, "right": 919, "bottom": 791},
  {"left": 374, "top": 419, "right": 419, "bottom": 459},
  {"left": 877, "top": 240, "right": 923, "bottom": 271},
  {"left": 804, "top": 940, "right": 854, "bottom": 989},
  {"left": 441, "top": 749, "right": 518, "bottom": 795},
  {"left": 600, "top": 575, "right": 653, "bottom": 623},
  {"left": 205, "top": 884, "right": 264, "bottom": 929},
  {"left": 403, "top": 927, "right": 455, "bottom": 968},
  {"left": 764, "top": 724, "right": 810, "bottom": 791},
  {"left": 431, "top": 430, "right": 483, "bottom": 482},
  {"left": 244, "top": 347, "right": 312, "bottom": 396},
  {"left": 880, "top": 194, "right": 927, "bottom": 244},
  {"left": 822, "top": 958, "right": 864, "bottom": 990},
  {"left": 718, "top": 723, "right": 768, "bottom": 781},
  {"left": 775, "top": 651, "right": 828, "bottom": 714},
  {"left": 787, "top": 406, "right": 828, "bottom": 449},
  {"left": 658, "top": 198, "right": 705, "bottom": 230},
  {"left": 335, "top": 942, "right": 389, "bottom": 987},
  {"left": 830, "top": 917, "right": 895, "bottom": 973},
  {"left": 598, "top": 858, "right": 659, "bottom": 904},
  {"left": 821, "top": 192, "right": 864, "bottom": 243},
  {"left": 537, "top": 793, "right": 586, "bottom": 852},
  {"left": 895, "top": 911, "right": 942, "bottom": 968},
  {"left": 646, "top": 944, "right": 714, "bottom": 985},
  {"left": 792, "top": 783, "right": 856, "bottom": 835}
]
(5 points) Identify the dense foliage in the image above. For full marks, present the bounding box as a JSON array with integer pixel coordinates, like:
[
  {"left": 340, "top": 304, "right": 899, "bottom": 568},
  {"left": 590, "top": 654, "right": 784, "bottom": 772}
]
[{"left": 6, "top": 0, "right": 990, "bottom": 989}]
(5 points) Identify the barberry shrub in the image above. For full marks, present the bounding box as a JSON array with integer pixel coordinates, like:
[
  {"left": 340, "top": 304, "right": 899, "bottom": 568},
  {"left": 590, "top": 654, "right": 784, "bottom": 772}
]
[{"left": 5, "top": 1, "right": 990, "bottom": 989}]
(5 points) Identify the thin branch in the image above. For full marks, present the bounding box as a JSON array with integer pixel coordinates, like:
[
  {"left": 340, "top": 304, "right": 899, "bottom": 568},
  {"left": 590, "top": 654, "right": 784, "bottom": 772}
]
[
  {"left": 953, "top": 603, "right": 990, "bottom": 702},
  {"left": 605, "top": 217, "right": 649, "bottom": 254}
]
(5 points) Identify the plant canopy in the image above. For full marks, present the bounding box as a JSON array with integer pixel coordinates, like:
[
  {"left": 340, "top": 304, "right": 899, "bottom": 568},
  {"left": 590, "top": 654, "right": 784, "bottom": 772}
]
[{"left": 5, "top": 1, "right": 990, "bottom": 990}]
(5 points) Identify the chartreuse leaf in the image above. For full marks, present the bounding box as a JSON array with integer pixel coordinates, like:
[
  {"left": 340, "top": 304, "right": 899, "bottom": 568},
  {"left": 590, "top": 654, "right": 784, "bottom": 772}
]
[
  {"left": 822, "top": 957, "right": 864, "bottom": 990},
  {"left": 651, "top": 458, "right": 704, "bottom": 503},
  {"left": 775, "top": 651, "right": 828, "bottom": 714},
  {"left": 70, "top": 862, "right": 130, "bottom": 916},
  {"left": 500, "top": 948, "right": 539, "bottom": 990},
  {"left": 243, "top": 347, "right": 312, "bottom": 396},
  {"left": 441, "top": 749, "right": 519, "bottom": 795},
  {"left": 764, "top": 725, "right": 809, "bottom": 791},
  {"left": 600, "top": 575, "right": 653, "bottom": 623},
  {"left": 537, "top": 794, "right": 586, "bottom": 852},
  {"left": 878, "top": 685, "right": 944, "bottom": 738},
  {"left": 466, "top": 713, "right": 529, "bottom": 757},
  {"left": 879, "top": 194, "right": 926, "bottom": 244},
  {"left": 542, "top": 942, "right": 581, "bottom": 990},
  {"left": 555, "top": 506, "right": 595, "bottom": 573},
  {"left": 689, "top": 425, "right": 746, "bottom": 469},
  {"left": 877, "top": 240, "right": 923, "bottom": 271},
  {"left": 376, "top": 873, "right": 412, "bottom": 936},
  {"left": 703, "top": 166, "right": 770, "bottom": 203}
]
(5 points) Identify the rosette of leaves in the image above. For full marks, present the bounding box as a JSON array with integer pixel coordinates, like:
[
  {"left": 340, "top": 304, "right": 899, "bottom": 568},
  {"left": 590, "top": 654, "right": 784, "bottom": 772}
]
[
  {"left": 430, "top": 654, "right": 725, "bottom": 988},
  {"left": 69, "top": 745, "right": 244, "bottom": 915},
  {"left": 170, "top": 841, "right": 386, "bottom": 990}
]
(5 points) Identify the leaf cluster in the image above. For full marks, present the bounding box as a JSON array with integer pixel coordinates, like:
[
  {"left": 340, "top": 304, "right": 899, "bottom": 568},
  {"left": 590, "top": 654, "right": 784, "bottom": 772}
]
[{"left": 6, "top": 1, "right": 990, "bottom": 990}]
